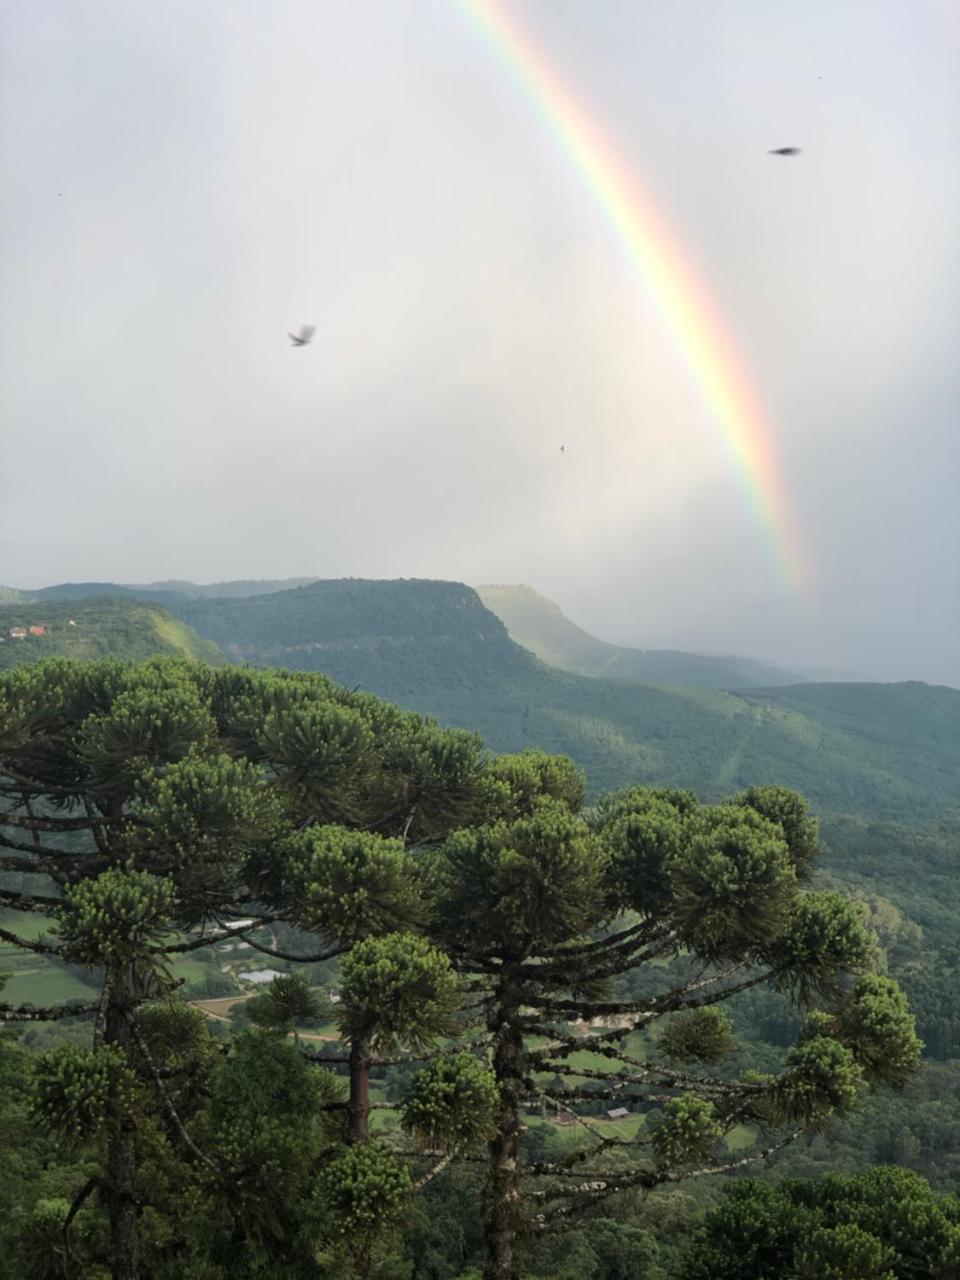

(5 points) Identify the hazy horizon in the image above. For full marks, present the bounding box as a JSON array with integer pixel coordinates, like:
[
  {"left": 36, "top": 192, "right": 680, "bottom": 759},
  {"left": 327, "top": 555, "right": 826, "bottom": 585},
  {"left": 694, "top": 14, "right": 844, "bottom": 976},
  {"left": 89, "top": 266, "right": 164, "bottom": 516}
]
[{"left": 2, "top": 2, "right": 957, "bottom": 685}]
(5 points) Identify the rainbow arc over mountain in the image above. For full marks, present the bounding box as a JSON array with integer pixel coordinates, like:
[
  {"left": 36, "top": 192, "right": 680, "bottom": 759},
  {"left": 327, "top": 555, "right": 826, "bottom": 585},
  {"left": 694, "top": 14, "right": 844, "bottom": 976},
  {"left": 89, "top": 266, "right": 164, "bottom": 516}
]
[{"left": 460, "top": 0, "right": 807, "bottom": 592}]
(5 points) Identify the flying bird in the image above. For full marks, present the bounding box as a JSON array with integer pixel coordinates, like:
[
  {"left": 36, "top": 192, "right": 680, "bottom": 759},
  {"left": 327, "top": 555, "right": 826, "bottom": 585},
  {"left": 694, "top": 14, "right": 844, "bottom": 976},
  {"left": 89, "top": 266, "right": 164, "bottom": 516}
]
[
  {"left": 768, "top": 147, "right": 802, "bottom": 156},
  {"left": 288, "top": 324, "right": 316, "bottom": 347},
  {"left": 560, "top": 444, "right": 565, "bottom": 454}
]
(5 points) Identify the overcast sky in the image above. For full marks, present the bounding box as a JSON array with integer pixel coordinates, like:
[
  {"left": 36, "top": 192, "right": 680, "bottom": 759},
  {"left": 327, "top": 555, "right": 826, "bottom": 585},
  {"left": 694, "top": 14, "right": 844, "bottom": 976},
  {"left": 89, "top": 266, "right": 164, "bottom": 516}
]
[{"left": 1, "top": 1, "right": 957, "bottom": 684}]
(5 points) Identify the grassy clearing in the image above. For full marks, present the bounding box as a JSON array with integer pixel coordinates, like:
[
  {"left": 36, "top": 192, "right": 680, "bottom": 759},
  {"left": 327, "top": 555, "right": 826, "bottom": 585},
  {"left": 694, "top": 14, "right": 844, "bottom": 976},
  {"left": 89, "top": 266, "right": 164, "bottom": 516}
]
[
  {"left": 2, "top": 964, "right": 99, "bottom": 1006},
  {"left": 725, "top": 1124, "right": 756, "bottom": 1151}
]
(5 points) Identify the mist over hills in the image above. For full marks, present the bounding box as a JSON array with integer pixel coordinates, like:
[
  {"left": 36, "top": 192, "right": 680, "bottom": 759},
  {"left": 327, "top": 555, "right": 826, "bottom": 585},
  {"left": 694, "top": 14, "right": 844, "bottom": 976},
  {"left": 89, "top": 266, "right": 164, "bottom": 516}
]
[{"left": 476, "top": 583, "right": 808, "bottom": 688}]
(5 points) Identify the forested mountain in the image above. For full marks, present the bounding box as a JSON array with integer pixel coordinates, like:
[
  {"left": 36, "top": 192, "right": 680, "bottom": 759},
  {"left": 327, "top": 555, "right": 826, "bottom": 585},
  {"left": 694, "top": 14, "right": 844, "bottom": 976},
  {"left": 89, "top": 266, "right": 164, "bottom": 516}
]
[
  {"left": 477, "top": 583, "right": 807, "bottom": 688},
  {"left": 0, "top": 598, "right": 226, "bottom": 669},
  {"left": 154, "top": 578, "right": 958, "bottom": 825},
  {"left": 5, "top": 579, "right": 956, "bottom": 828},
  {"left": 1, "top": 585, "right": 959, "bottom": 1276},
  {"left": 127, "top": 576, "right": 318, "bottom": 599},
  {"left": 0, "top": 657, "right": 938, "bottom": 1279}
]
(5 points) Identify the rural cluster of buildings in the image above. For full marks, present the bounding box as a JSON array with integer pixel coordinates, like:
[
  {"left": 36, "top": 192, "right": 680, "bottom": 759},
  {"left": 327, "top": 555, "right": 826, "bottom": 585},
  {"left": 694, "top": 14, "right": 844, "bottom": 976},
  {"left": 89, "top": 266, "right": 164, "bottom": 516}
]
[{"left": 2, "top": 620, "right": 76, "bottom": 641}]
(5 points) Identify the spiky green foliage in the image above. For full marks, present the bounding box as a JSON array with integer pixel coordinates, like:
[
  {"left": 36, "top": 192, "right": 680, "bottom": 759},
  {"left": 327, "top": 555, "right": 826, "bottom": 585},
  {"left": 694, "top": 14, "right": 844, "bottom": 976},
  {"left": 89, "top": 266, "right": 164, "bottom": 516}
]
[
  {"left": 316, "top": 1141, "right": 413, "bottom": 1242},
  {"left": 602, "top": 796, "right": 686, "bottom": 915},
  {"left": 668, "top": 805, "right": 797, "bottom": 960},
  {"left": 681, "top": 1168, "right": 960, "bottom": 1280},
  {"left": 57, "top": 867, "right": 173, "bottom": 969},
  {"left": 432, "top": 800, "right": 608, "bottom": 952},
  {"left": 31, "top": 1045, "right": 138, "bottom": 1143},
  {"left": 659, "top": 1008, "right": 736, "bottom": 1066},
  {"left": 651, "top": 1096, "right": 723, "bottom": 1169},
  {"left": 832, "top": 974, "right": 923, "bottom": 1088},
  {"left": 735, "top": 785, "right": 821, "bottom": 880},
  {"left": 199, "top": 1030, "right": 344, "bottom": 1260},
  {"left": 283, "top": 825, "right": 425, "bottom": 944},
  {"left": 128, "top": 753, "right": 281, "bottom": 921},
  {"left": 485, "top": 750, "right": 586, "bottom": 818},
  {"left": 244, "top": 973, "right": 322, "bottom": 1031},
  {"left": 338, "top": 932, "right": 461, "bottom": 1053},
  {"left": 762, "top": 891, "right": 875, "bottom": 1003},
  {"left": 401, "top": 1053, "right": 499, "bottom": 1151},
  {"left": 772, "top": 1036, "right": 865, "bottom": 1125}
]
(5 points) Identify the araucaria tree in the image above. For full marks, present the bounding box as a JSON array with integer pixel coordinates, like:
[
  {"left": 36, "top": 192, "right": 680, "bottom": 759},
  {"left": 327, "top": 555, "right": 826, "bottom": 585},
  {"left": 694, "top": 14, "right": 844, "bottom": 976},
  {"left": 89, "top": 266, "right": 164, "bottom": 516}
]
[
  {"left": 426, "top": 779, "right": 921, "bottom": 1280},
  {"left": 0, "top": 658, "right": 495, "bottom": 1278},
  {"left": 0, "top": 660, "right": 921, "bottom": 1280}
]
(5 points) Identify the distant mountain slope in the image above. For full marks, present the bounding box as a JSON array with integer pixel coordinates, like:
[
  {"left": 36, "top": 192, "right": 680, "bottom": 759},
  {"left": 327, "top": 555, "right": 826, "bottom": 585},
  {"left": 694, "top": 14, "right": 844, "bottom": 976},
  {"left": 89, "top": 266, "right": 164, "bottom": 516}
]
[
  {"left": 127, "top": 577, "right": 318, "bottom": 599},
  {"left": 0, "top": 598, "right": 226, "bottom": 669},
  {"left": 476, "top": 584, "right": 806, "bottom": 688},
  {"left": 169, "top": 579, "right": 959, "bottom": 822},
  {"left": 32, "top": 582, "right": 142, "bottom": 601}
]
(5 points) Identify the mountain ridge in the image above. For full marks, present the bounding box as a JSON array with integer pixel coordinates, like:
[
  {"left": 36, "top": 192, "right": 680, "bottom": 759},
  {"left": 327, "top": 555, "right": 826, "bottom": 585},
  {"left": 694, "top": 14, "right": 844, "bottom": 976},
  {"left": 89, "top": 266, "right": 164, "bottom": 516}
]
[
  {"left": 476, "top": 583, "right": 808, "bottom": 688},
  {"left": 4, "top": 578, "right": 956, "bottom": 823}
]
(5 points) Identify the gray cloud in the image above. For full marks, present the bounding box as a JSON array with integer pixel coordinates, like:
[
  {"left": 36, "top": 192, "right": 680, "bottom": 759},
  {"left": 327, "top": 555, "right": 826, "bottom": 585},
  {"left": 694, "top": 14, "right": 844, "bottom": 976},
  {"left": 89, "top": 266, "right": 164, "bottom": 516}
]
[{"left": 1, "top": 1, "right": 957, "bottom": 684}]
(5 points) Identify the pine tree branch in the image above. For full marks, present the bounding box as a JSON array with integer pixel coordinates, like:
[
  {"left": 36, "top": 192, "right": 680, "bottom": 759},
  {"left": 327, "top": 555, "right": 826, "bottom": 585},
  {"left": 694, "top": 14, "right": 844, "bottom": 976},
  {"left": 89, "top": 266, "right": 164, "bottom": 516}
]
[
  {"left": 0, "top": 831, "right": 91, "bottom": 858},
  {"left": 412, "top": 1147, "right": 456, "bottom": 1191},
  {"left": 128, "top": 1014, "right": 219, "bottom": 1172},
  {"left": 537, "top": 919, "right": 657, "bottom": 961},
  {"left": 0, "top": 765, "right": 83, "bottom": 797},
  {"left": 0, "top": 810, "right": 100, "bottom": 832},
  {"left": 0, "top": 924, "right": 61, "bottom": 953},
  {"left": 0, "top": 887, "right": 62, "bottom": 912},
  {"left": 528, "top": 1127, "right": 804, "bottom": 1229},
  {"left": 62, "top": 1176, "right": 100, "bottom": 1271},
  {"left": 219, "top": 931, "right": 346, "bottom": 964},
  {"left": 0, "top": 853, "right": 65, "bottom": 875}
]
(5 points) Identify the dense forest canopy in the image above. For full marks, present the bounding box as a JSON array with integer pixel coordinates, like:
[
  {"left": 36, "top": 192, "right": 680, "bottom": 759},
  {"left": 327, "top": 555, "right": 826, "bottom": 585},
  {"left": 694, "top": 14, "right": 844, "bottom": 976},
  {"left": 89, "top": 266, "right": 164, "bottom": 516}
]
[
  {"left": 0, "top": 657, "right": 931, "bottom": 1279},
  {"left": 0, "top": 581, "right": 956, "bottom": 1279},
  {"left": 7, "top": 580, "right": 954, "bottom": 820}
]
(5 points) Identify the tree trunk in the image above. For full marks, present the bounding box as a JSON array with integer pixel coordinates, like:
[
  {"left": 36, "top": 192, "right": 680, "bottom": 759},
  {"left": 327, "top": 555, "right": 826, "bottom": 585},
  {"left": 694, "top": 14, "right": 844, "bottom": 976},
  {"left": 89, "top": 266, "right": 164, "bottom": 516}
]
[
  {"left": 348, "top": 1035, "right": 371, "bottom": 1143},
  {"left": 103, "top": 959, "right": 139, "bottom": 1280},
  {"left": 484, "top": 973, "right": 525, "bottom": 1280}
]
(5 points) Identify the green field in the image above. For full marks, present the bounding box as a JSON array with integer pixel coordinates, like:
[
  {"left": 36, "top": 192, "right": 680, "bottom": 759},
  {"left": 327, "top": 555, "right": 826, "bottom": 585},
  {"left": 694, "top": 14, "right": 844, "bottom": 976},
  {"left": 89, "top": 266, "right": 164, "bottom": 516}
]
[{"left": 1, "top": 962, "right": 99, "bottom": 1006}]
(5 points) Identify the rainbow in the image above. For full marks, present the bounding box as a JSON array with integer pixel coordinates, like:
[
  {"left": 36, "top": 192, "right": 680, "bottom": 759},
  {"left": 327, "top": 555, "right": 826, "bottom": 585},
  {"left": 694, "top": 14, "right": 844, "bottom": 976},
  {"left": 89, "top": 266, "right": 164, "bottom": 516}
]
[{"left": 458, "top": 0, "right": 807, "bottom": 591}]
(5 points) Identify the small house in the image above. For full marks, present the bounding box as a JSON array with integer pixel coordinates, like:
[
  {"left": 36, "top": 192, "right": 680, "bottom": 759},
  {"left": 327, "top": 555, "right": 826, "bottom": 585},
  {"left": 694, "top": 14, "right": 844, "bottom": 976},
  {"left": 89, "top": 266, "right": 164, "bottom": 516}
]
[
  {"left": 554, "top": 1110, "right": 578, "bottom": 1127},
  {"left": 29, "top": 625, "right": 46, "bottom": 637},
  {"left": 605, "top": 1107, "right": 630, "bottom": 1121},
  {"left": 10, "top": 628, "right": 26, "bottom": 639}
]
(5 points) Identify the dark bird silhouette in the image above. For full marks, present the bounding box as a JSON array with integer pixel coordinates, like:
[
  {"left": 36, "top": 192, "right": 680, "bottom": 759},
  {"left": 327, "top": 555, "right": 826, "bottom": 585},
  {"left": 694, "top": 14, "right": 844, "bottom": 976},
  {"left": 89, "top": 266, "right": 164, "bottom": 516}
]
[
  {"left": 768, "top": 147, "right": 802, "bottom": 156},
  {"left": 288, "top": 324, "right": 316, "bottom": 347},
  {"left": 560, "top": 444, "right": 565, "bottom": 454}
]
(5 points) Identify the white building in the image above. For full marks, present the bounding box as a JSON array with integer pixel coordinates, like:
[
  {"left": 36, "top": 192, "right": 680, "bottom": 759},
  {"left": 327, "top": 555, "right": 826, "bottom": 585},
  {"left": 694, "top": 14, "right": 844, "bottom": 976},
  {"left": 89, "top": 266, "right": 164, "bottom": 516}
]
[{"left": 238, "top": 969, "right": 284, "bottom": 986}]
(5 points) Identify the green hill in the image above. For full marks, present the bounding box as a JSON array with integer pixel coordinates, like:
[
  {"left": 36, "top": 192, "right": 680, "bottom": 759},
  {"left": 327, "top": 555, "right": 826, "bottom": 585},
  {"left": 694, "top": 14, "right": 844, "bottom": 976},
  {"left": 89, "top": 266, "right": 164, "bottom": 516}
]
[
  {"left": 32, "top": 582, "right": 143, "bottom": 602},
  {"left": 167, "top": 579, "right": 959, "bottom": 824},
  {"left": 8, "top": 578, "right": 956, "bottom": 824},
  {"left": 476, "top": 583, "right": 806, "bottom": 688},
  {"left": 127, "top": 577, "right": 318, "bottom": 599},
  {"left": 0, "top": 598, "right": 226, "bottom": 669}
]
